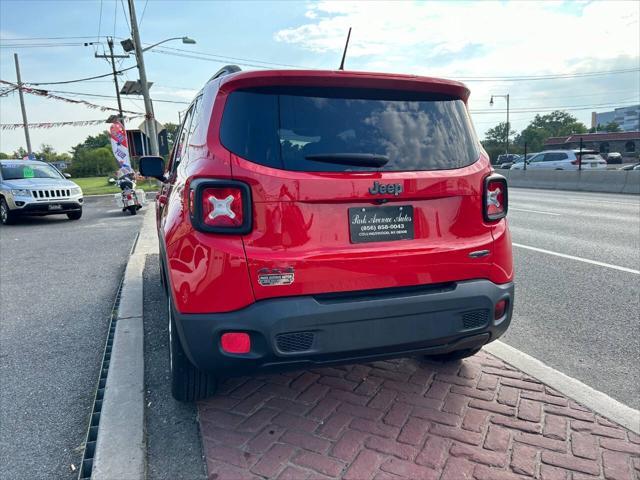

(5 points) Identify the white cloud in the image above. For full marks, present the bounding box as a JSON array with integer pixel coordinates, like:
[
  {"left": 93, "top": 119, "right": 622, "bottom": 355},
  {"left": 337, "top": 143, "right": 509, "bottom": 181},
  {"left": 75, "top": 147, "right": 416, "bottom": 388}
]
[
  {"left": 274, "top": 1, "right": 640, "bottom": 137},
  {"left": 275, "top": 1, "right": 638, "bottom": 72}
]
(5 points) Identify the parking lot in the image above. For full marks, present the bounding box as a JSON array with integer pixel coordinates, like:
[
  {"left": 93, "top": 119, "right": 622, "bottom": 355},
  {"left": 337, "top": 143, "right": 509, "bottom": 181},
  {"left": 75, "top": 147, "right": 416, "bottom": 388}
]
[{"left": 1, "top": 188, "right": 638, "bottom": 479}]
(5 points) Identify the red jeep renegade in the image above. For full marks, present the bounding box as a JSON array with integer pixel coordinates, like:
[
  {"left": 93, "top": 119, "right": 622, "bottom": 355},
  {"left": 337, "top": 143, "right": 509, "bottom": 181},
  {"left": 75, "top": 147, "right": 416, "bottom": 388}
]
[{"left": 141, "top": 66, "right": 514, "bottom": 402}]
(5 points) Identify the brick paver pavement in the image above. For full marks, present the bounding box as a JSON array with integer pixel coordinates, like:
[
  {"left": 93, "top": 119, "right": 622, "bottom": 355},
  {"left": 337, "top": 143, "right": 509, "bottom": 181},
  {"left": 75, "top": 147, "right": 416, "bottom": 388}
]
[{"left": 197, "top": 350, "right": 640, "bottom": 479}]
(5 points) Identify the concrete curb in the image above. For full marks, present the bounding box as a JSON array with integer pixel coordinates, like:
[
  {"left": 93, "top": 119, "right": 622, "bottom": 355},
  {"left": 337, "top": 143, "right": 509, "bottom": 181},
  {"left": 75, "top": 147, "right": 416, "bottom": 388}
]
[
  {"left": 485, "top": 340, "right": 640, "bottom": 435},
  {"left": 91, "top": 208, "right": 158, "bottom": 480}
]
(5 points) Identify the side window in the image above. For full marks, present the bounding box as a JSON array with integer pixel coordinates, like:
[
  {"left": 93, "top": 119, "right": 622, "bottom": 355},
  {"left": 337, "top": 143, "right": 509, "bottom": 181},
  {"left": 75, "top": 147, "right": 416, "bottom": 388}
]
[
  {"left": 544, "top": 153, "right": 564, "bottom": 162},
  {"left": 530, "top": 154, "right": 544, "bottom": 162},
  {"left": 191, "top": 85, "right": 218, "bottom": 146},
  {"left": 187, "top": 96, "right": 203, "bottom": 148},
  {"left": 172, "top": 104, "right": 196, "bottom": 173}
]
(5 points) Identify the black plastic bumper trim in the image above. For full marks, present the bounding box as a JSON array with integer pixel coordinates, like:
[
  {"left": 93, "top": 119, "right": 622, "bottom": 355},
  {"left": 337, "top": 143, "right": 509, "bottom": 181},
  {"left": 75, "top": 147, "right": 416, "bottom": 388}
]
[{"left": 171, "top": 279, "right": 514, "bottom": 377}]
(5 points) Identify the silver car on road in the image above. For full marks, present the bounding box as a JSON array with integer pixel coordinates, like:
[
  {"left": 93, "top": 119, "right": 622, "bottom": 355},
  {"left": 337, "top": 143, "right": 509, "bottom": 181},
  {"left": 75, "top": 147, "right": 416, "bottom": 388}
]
[{"left": 0, "top": 159, "right": 83, "bottom": 225}]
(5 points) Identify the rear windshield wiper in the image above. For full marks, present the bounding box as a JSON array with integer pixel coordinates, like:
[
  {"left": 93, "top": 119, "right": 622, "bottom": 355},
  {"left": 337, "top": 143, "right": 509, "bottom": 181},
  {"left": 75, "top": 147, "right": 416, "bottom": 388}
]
[{"left": 305, "top": 153, "right": 389, "bottom": 168}]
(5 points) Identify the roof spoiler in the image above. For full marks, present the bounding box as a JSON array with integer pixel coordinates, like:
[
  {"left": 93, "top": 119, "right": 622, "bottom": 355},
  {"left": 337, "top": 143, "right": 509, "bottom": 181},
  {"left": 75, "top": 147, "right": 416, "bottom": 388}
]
[{"left": 209, "top": 65, "right": 242, "bottom": 82}]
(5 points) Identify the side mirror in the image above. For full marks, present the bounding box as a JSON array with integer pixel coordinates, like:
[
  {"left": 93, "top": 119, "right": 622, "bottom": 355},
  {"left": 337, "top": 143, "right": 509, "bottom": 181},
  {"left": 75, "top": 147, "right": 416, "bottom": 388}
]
[
  {"left": 139, "top": 156, "right": 165, "bottom": 181},
  {"left": 64, "top": 173, "right": 72, "bottom": 178},
  {"left": 108, "top": 178, "right": 116, "bottom": 184}
]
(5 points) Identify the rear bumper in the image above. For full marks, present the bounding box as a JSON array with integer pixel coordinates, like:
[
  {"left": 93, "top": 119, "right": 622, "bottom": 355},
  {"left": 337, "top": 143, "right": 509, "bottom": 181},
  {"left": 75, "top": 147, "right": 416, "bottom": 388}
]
[{"left": 174, "top": 279, "right": 514, "bottom": 376}]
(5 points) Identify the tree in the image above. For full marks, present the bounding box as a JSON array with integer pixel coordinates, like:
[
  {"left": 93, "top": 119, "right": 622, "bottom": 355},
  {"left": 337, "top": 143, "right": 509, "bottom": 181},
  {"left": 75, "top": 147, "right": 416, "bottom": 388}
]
[
  {"left": 37, "top": 144, "right": 57, "bottom": 162},
  {"left": 483, "top": 122, "right": 517, "bottom": 145},
  {"left": 515, "top": 110, "right": 588, "bottom": 152},
  {"left": 589, "top": 121, "right": 622, "bottom": 133},
  {"left": 12, "top": 147, "right": 27, "bottom": 159},
  {"left": 71, "top": 131, "right": 110, "bottom": 161},
  {"left": 0, "top": 152, "right": 10, "bottom": 159},
  {"left": 69, "top": 147, "right": 118, "bottom": 177}
]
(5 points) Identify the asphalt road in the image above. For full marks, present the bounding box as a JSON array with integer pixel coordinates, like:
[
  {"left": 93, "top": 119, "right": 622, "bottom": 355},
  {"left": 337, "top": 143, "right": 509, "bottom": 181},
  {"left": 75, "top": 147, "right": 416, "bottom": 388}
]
[
  {"left": 0, "top": 196, "right": 143, "bottom": 480},
  {"left": 503, "top": 187, "right": 640, "bottom": 409}
]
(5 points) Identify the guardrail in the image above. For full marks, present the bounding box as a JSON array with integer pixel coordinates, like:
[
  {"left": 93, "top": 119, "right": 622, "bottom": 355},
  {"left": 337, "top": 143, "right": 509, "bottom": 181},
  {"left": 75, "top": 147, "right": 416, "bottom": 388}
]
[{"left": 501, "top": 169, "right": 639, "bottom": 194}]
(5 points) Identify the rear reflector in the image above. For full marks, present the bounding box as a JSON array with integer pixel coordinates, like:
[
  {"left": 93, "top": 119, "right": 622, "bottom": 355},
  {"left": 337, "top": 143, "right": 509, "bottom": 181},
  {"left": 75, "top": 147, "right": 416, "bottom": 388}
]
[
  {"left": 221, "top": 332, "right": 251, "bottom": 354},
  {"left": 484, "top": 174, "right": 508, "bottom": 221},
  {"left": 494, "top": 299, "right": 507, "bottom": 319}
]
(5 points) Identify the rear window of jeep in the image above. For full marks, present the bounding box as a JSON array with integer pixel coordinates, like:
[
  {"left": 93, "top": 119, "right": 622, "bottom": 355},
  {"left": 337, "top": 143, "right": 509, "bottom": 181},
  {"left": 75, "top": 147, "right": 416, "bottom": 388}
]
[{"left": 220, "top": 86, "right": 479, "bottom": 172}]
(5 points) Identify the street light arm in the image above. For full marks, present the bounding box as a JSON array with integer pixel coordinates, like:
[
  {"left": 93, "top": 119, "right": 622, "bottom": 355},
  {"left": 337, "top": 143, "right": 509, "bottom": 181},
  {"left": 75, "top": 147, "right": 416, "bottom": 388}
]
[
  {"left": 142, "top": 37, "right": 183, "bottom": 52},
  {"left": 142, "top": 36, "right": 195, "bottom": 52}
]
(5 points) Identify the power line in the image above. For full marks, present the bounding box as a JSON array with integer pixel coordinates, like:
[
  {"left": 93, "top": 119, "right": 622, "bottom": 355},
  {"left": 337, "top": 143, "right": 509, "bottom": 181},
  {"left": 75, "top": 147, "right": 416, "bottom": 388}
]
[
  {"left": 139, "top": 0, "right": 149, "bottom": 26},
  {"left": 470, "top": 98, "right": 639, "bottom": 113},
  {"left": 112, "top": 0, "right": 118, "bottom": 39},
  {"left": 479, "top": 89, "right": 639, "bottom": 102},
  {"left": 151, "top": 49, "right": 282, "bottom": 70},
  {"left": 470, "top": 102, "right": 639, "bottom": 115},
  {"left": 0, "top": 79, "right": 144, "bottom": 114},
  {"left": 119, "top": 0, "right": 131, "bottom": 31},
  {"left": 456, "top": 68, "right": 639, "bottom": 82},
  {"left": 96, "top": 0, "right": 104, "bottom": 49},
  {"left": 0, "top": 36, "right": 103, "bottom": 41},
  {"left": 25, "top": 66, "right": 136, "bottom": 86},
  {"left": 47, "top": 88, "right": 190, "bottom": 105},
  {"left": 154, "top": 45, "right": 311, "bottom": 69},
  {"left": 0, "top": 42, "right": 105, "bottom": 48}
]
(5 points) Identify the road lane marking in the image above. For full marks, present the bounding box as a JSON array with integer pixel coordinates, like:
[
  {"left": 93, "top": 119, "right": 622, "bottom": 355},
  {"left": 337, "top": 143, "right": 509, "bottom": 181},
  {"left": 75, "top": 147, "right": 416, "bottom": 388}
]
[
  {"left": 509, "top": 207, "right": 561, "bottom": 216},
  {"left": 512, "top": 243, "right": 640, "bottom": 274},
  {"left": 510, "top": 192, "right": 640, "bottom": 207}
]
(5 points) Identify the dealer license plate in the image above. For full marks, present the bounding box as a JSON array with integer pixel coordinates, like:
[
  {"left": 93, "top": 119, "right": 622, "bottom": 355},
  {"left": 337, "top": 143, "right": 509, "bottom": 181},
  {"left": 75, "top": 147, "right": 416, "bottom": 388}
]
[{"left": 349, "top": 205, "right": 414, "bottom": 243}]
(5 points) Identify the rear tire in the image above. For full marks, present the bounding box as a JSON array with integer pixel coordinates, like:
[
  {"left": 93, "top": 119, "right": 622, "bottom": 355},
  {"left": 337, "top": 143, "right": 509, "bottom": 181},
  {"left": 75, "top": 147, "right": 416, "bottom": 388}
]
[
  {"left": 0, "top": 198, "right": 16, "bottom": 225},
  {"left": 128, "top": 205, "right": 137, "bottom": 215},
  {"left": 67, "top": 209, "right": 82, "bottom": 220},
  {"left": 168, "top": 296, "right": 217, "bottom": 402},
  {"left": 425, "top": 347, "right": 482, "bottom": 362}
]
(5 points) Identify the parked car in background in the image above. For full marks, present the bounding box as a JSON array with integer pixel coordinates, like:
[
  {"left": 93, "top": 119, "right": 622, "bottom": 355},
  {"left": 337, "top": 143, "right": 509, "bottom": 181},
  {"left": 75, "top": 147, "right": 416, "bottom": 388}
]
[
  {"left": 494, "top": 154, "right": 521, "bottom": 169},
  {"left": 508, "top": 153, "right": 538, "bottom": 170},
  {"left": 140, "top": 66, "right": 514, "bottom": 402},
  {"left": 606, "top": 152, "right": 623, "bottom": 164},
  {"left": 0, "top": 159, "right": 83, "bottom": 225},
  {"left": 510, "top": 150, "right": 606, "bottom": 170},
  {"left": 619, "top": 162, "right": 640, "bottom": 171}
]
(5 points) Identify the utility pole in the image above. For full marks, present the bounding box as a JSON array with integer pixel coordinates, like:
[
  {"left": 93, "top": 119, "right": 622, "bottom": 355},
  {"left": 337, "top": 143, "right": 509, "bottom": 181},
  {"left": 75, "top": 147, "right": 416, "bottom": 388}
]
[
  {"left": 13, "top": 53, "right": 32, "bottom": 156},
  {"left": 127, "top": 0, "right": 159, "bottom": 155},
  {"left": 490, "top": 93, "right": 510, "bottom": 155},
  {"left": 95, "top": 37, "right": 129, "bottom": 124},
  {"left": 505, "top": 94, "right": 510, "bottom": 155}
]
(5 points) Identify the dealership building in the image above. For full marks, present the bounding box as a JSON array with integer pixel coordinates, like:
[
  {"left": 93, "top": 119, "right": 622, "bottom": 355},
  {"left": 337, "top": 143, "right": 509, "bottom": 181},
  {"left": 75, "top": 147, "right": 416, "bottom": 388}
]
[{"left": 544, "top": 131, "right": 639, "bottom": 158}]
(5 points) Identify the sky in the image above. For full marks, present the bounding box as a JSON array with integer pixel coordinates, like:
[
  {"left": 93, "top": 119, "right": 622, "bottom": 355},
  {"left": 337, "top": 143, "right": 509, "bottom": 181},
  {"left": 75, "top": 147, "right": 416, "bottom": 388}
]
[{"left": 0, "top": 0, "right": 639, "bottom": 155}]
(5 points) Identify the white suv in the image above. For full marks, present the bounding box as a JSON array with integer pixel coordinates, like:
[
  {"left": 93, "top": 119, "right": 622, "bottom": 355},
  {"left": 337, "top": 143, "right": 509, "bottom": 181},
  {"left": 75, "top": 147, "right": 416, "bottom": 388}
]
[
  {"left": 510, "top": 149, "right": 607, "bottom": 170},
  {"left": 0, "top": 159, "right": 83, "bottom": 224}
]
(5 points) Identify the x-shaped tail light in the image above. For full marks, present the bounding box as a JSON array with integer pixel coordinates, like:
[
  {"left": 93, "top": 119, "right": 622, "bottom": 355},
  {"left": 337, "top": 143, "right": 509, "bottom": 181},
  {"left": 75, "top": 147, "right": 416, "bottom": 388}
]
[
  {"left": 189, "top": 180, "right": 252, "bottom": 234},
  {"left": 208, "top": 195, "right": 236, "bottom": 221}
]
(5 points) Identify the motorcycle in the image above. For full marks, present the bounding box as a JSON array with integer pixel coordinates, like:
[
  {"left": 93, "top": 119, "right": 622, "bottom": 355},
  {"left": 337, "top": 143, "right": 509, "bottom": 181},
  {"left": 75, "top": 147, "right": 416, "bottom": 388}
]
[{"left": 109, "top": 171, "right": 145, "bottom": 215}]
